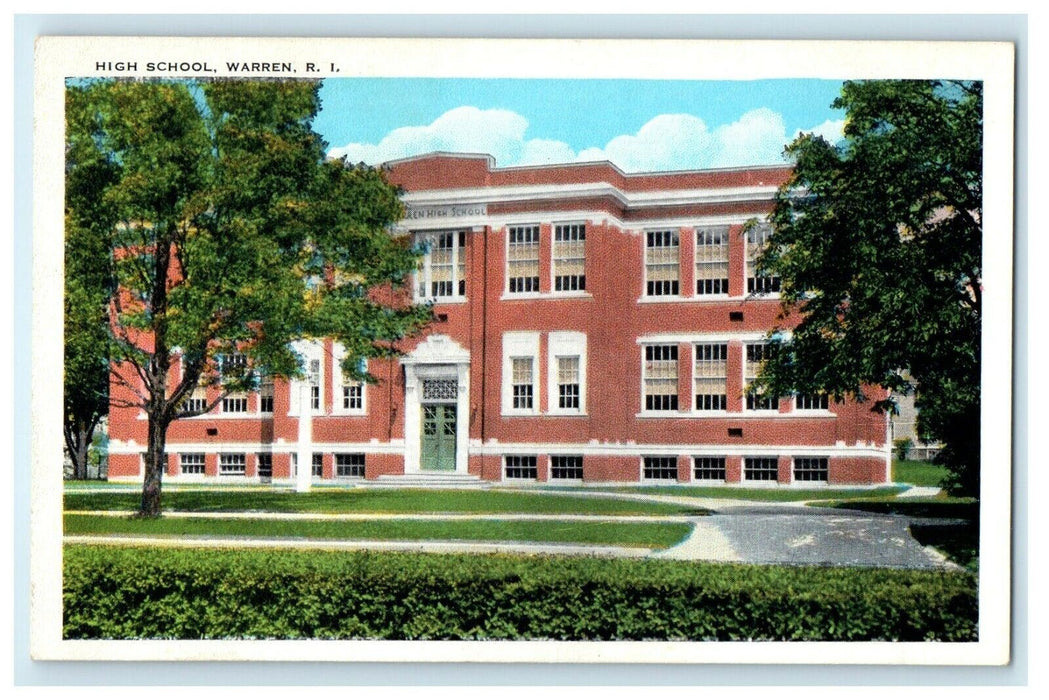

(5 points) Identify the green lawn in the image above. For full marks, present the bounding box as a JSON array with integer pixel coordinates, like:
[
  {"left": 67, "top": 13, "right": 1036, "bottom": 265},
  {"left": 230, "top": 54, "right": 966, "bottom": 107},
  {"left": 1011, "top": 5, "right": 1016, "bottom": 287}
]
[
  {"left": 547, "top": 485, "right": 907, "bottom": 502},
  {"left": 64, "top": 514, "right": 692, "bottom": 549},
  {"left": 813, "top": 497, "right": 978, "bottom": 520},
  {"left": 893, "top": 459, "right": 947, "bottom": 487},
  {"left": 64, "top": 488, "right": 705, "bottom": 516}
]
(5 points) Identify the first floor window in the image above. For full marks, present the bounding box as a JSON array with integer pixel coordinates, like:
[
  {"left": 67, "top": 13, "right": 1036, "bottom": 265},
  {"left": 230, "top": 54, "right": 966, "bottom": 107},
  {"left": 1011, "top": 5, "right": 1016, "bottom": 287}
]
[
  {"left": 694, "top": 343, "right": 728, "bottom": 410},
  {"left": 259, "top": 378, "right": 274, "bottom": 413},
  {"left": 550, "top": 455, "right": 584, "bottom": 480},
  {"left": 644, "top": 344, "right": 679, "bottom": 411},
  {"left": 256, "top": 453, "right": 273, "bottom": 478},
  {"left": 793, "top": 457, "right": 829, "bottom": 482},
  {"left": 745, "top": 343, "right": 779, "bottom": 411},
  {"left": 505, "top": 455, "right": 538, "bottom": 480},
  {"left": 796, "top": 393, "right": 829, "bottom": 410},
  {"left": 222, "top": 394, "right": 248, "bottom": 413},
  {"left": 312, "top": 453, "right": 323, "bottom": 477},
  {"left": 556, "top": 356, "right": 581, "bottom": 409},
  {"left": 693, "top": 457, "right": 727, "bottom": 481},
  {"left": 219, "top": 453, "right": 246, "bottom": 475},
  {"left": 511, "top": 357, "right": 534, "bottom": 409},
  {"left": 744, "top": 457, "right": 779, "bottom": 481},
  {"left": 180, "top": 453, "right": 205, "bottom": 475},
  {"left": 643, "top": 456, "right": 678, "bottom": 480},
  {"left": 336, "top": 453, "right": 366, "bottom": 478}
]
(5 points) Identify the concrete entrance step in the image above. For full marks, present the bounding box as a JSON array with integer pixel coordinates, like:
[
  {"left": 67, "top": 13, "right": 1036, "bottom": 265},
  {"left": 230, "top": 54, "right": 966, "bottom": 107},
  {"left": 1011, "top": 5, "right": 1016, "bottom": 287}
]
[{"left": 368, "top": 472, "right": 489, "bottom": 489}]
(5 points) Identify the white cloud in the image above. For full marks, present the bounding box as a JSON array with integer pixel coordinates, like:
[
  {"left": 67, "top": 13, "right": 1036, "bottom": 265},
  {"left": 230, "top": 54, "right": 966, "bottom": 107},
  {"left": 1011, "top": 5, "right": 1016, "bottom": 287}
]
[
  {"left": 329, "top": 106, "right": 842, "bottom": 172},
  {"left": 795, "top": 118, "right": 846, "bottom": 144}
]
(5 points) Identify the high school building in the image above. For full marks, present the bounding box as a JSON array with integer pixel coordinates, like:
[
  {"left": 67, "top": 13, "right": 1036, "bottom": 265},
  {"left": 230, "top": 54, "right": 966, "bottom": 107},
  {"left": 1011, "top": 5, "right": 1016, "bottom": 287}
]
[{"left": 107, "top": 152, "right": 891, "bottom": 486}]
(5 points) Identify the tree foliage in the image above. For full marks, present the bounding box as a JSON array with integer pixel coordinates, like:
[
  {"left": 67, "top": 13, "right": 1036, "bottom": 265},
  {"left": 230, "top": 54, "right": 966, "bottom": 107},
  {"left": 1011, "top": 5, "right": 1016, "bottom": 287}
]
[
  {"left": 757, "top": 80, "right": 982, "bottom": 496},
  {"left": 65, "top": 79, "right": 432, "bottom": 514}
]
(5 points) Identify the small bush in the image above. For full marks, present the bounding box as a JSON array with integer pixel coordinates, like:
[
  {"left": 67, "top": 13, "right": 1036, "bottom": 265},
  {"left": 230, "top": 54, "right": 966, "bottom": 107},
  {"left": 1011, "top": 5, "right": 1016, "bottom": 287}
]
[
  {"left": 64, "top": 545, "right": 978, "bottom": 642},
  {"left": 894, "top": 438, "right": 914, "bottom": 461}
]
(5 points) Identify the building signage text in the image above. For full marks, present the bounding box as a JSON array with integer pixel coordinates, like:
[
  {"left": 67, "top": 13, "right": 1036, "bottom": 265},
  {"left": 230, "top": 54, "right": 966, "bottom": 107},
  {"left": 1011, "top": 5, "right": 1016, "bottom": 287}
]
[{"left": 405, "top": 204, "right": 487, "bottom": 220}]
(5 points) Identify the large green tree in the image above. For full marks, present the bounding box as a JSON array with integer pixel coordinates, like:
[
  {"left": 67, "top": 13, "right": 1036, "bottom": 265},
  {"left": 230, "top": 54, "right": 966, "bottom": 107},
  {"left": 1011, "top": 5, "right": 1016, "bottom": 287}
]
[
  {"left": 756, "top": 80, "right": 982, "bottom": 496},
  {"left": 66, "top": 79, "right": 431, "bottom": 515}
]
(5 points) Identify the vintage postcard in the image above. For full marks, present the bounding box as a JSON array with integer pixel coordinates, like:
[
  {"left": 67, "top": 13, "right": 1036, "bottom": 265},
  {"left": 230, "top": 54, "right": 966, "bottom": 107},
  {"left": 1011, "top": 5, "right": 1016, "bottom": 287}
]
[{"left": 31, "top": 36, "right": 1014, "bottom": 665}]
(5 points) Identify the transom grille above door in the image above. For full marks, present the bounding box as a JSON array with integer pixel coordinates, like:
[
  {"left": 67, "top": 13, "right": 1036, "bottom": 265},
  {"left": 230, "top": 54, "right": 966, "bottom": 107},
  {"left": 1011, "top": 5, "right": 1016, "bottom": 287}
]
[{"left": 422, "top": 378, "right": 458, "bottom": 402}]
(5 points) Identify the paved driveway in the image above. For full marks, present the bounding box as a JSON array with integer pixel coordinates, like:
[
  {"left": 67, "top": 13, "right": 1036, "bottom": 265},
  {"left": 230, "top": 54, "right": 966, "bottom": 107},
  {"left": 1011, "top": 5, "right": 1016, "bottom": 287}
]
[{"left": 658, "top": 506, "right": 958, "bottom": 570}]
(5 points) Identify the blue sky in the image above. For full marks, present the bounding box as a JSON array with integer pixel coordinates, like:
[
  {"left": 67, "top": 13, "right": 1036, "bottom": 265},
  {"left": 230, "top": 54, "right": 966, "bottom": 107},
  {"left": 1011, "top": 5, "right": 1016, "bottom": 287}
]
[{"left": 314, "top": 78, "right": 847, "bottom": 173}]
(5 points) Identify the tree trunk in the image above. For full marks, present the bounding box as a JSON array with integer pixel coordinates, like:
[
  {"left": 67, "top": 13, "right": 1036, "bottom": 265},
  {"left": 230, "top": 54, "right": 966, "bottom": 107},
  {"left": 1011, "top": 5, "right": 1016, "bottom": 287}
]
[
  {"left": 73, "top": 429, "right": 90, "bottom": 480},
  {"left": 139, "top": 415, "right": 168, "bottom": 517}
]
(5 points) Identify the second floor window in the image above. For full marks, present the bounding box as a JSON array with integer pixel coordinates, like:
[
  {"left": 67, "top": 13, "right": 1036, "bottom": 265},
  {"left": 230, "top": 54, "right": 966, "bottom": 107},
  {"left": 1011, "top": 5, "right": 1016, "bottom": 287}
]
[
  {"left": 259, "top": 377, "right": 274, "bottom": 413},
  {"left": 507, "top": 225, "right": 540, "bottom": 293},
  {"left": 553, "top": 223, "right": 586, "bottom": 292},
  {"left": 696, "top": 226, "right": 730, "bottom": 295},
  {"left": 645, "top": 230, "right": 680, "bottom": 296},
  {"left": 417, "top": 231, "right": 466, "bottom": 300},
  {"left": 745, "top": 342, "right": 779, "bottom": 411},
  {"left": 746, "top": 223, "right": 781, "bottom": 295}
]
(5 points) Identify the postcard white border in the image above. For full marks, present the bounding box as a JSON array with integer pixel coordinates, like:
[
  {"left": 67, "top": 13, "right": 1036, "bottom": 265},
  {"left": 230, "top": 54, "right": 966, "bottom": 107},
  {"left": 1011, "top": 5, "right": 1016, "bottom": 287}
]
[{"left": 31, "top": 36, "right": 1015, "bottom": 665}]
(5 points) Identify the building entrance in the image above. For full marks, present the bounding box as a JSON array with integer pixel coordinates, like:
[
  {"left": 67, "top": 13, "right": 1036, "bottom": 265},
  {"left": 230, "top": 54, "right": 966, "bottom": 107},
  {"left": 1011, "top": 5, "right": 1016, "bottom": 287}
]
[{"left": 421, "top": 404, "right": 457, "bottom": 471}]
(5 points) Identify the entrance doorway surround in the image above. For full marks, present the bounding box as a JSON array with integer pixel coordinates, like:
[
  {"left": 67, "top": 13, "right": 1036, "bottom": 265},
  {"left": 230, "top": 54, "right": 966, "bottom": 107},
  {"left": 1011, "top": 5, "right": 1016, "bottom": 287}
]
[{"left": 401, "top": 335, "right": 470, "bottom": 474}]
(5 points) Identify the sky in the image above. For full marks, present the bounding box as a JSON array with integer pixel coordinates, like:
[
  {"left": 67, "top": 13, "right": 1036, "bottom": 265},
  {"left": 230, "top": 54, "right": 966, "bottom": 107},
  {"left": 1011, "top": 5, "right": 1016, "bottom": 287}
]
[{"left": 313, "top": 78, "right": 847, "bottom": 173}]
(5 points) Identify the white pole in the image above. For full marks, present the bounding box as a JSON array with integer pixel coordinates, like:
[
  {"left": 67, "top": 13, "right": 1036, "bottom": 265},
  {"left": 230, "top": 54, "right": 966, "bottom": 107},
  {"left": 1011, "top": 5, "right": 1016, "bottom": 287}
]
[{"left": 295, "top": 378, "right": 313, "bottom": 493}]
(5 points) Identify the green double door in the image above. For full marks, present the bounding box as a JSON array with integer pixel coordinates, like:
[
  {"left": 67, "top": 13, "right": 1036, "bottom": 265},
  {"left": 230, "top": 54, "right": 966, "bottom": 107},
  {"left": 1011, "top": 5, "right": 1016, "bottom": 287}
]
[{"left": 421, "top": 404, "right": 457, "bottom": 471}]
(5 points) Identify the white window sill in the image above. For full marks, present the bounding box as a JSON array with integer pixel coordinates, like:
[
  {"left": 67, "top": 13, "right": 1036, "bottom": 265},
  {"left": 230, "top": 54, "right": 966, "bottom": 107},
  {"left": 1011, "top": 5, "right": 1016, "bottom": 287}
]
[
  {"left": 415, "top": 296, "right": 468, "bottom": 305},
  {"left": 545, "top": 410, "right": 588, "bottom": 417},
  {"left": 331, "top": 410, "right": 368, "bottom": 417},
  {"left": 634, "top": 411, "right": 837, "bottom": 419},
  {"left": 502, "top": 411, "right": 540, "bottom": 418},
  {"left": 500, "top": 292, "right": 592, "bottom": 301}
]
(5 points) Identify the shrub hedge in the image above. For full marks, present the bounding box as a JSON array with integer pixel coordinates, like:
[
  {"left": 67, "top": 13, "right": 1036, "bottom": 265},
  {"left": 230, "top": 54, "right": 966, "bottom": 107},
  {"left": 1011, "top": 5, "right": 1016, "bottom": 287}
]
[{"left": 64, "top": 545, "right": 977, "bottom": 641}]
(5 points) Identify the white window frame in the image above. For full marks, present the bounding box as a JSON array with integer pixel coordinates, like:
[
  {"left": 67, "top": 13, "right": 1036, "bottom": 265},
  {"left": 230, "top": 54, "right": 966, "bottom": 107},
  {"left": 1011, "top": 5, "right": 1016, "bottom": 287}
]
[
  {"left": 335, "top": 453, "right": 366, "bottom": 478},
  {"left": 794, "top": 393, "right": 831, "bottom": 412},
  {"left": 288, "top": 340, "right": 325, "bottom": 416},
  {"left": 549, "top": 455, "right": 584, "bottom": 481},
  {"left": 218, "top": 453, "right": 246, "bottom": 476},
  {"left": 641, "top": 343, "right": 680, "bottom": 413},
  {"left": 501, "top": 331, "right": 540, "bottom": 416},
  {"left": 743, "top": 456, "right": 780, "bottom": 482},
  {"left": 506, "top": 224, "right": 541, "bottom": 295},
  {"left": 744, "top": 342, "right": 780, "bottom": 412},
  {"left": 644, "top": 229, "right": 681, "bottom": 298},
  {"left": 179, "top": 453, "right": 205, "bottom": 476},
  {"left": 693, "top": 456, "right": 727, "bottom": 482},
  {"left": 332, "top": 343, "right": 367, "bottom": 416},
  {"left": 642, "top": 456, "right": 679, "bottom": 481},
  {"left": 504, "top": 455, "right": 538, "bottom": 480},
  {"left": 693, "top": 342, "right": 728, "bottom": 412},
  {"left": 414, "top": 230, "right": 467, "bottom": 302},
  {"left": 547, "top": 331, "right": 587, "bottom": 416},
  {"left": 695, "top": 225, "right": 730, "bottom": 296},
  {"left": 551, "top": 222, "right": 587, "bottom": 294},
  {"left": 793, "top": 456, "right": 829, "bottom": 483},
  {"left": 745, "top": 222, "right": 781, "bottom": 297}
]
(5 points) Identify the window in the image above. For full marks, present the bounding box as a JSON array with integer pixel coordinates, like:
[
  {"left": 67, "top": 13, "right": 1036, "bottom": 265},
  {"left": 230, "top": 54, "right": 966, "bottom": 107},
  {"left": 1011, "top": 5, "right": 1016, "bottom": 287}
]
[
  {"left": 695, "top": 226, "right": 730, "bottom": 295},
  {"left": 744, "top": 457, "right": 779, "bottom": 481},
  {"left": 553, "top": 223, "right": 586, "bottom": 291},
  {"left": 336, "top": 453, "right": 366, "bottom": 478},
  {"left": 645, "top": 230, "right": 680, "bottom": 296},
  {"left": 694, "top": 343, "right": 728, "bottom": 410},
  {"left": 341, "top": 359, "right": 365, "bottom": 411},
  {"left": 550, "top": 455, "right": 584, "bottom": 480},
  {"left": 693, "top": 457, "right": 726, "bottom": 481},
  {"left": 793, "top": 457, "right": 829, "bottom": 482},
  {"left": 312, "top": 453, "right": 323, "bottom": 477},
  {"left": 511, "top": 357, "right": 534, "bottom": 409},
  {"left": 507, "top": 225, "right": 540, "bottom": 293},
  {"left": 180, "top": 453, "right": 205, "bottom": 475},
  {"left": 259, "top": 377, "right": 274, "bottom": 413},
  {"left": 643, "top": 345, "right": 679, "bottom": 411},
  {"left": 746, "top": 223, "right": 781, "bottom": 294},
  {"left": 745, "top": 343, "right": 779, "bottom": 410},
  {"left": 256, "top": 453, "right": 273, "bottom": 478},
  {"left": 505, "top": 455, "right": 537, "bottom": 480},
  {"left": 643, "top": 456, "right": 678, "bottom": 480},
  {"left": 796, "top": 393, "right": 830, "bottom": 410},
  {"left": 556, "top": 356, "right": 580, "bottom": 409},
  {"left": 309, "top": 358, "right": 321, "bottom": 411},
  {"left": 222, "top": 395, "right": 248, "bottom": 413},
  {"left": 416, "top": 230, "right": 466, "bottom": 300},
  {"left": 185, "top": 387, "right": 208, "bottom": 414},
  {"left": 219, "top": 453, "right": 246, "bottom": 475}
]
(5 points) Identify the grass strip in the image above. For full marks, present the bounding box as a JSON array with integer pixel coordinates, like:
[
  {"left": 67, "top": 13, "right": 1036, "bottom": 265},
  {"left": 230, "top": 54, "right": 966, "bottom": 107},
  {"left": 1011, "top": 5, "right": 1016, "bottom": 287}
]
[
  {"left": 548, "top": 485, "right": 907, "bottom": 502},
  {"left": 812, "top": 498, "right": 978, "bottom": 520},
  {"left": 64, "top": 489, "right": 704, "bottom": 516},
  {"left": 63, "top": 544, "right": 978, "bottom": 641},
  {"left": 64, "top": 514, "right": 691, "bottom": 549},
  {"left": 892, "top": 460, "right": 948, "bottom": 487}
]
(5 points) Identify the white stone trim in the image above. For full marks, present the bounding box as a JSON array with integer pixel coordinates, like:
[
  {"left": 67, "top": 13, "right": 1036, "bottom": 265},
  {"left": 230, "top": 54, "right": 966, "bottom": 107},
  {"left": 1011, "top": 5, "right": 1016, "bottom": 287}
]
[
  {"left": 501, "top": 331, "right": 541, "bottom": 416},
  {"left": 546, "top": 331, "right": 587, "bottom": 416},
  {"left": 108, "top": 440, "right": 406, "bottom": 455},
  {"left": 468, "top": 440, "right": 888, "bottom": 460},
  {"left": 637, "top": 331, "right": 773, "bottom": 344},
  {"left": 287, "top": 339, "right": 325, "bottom": 417},
  {"left": 401, "top": 335, "right": 471, "bottom": 475}
]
